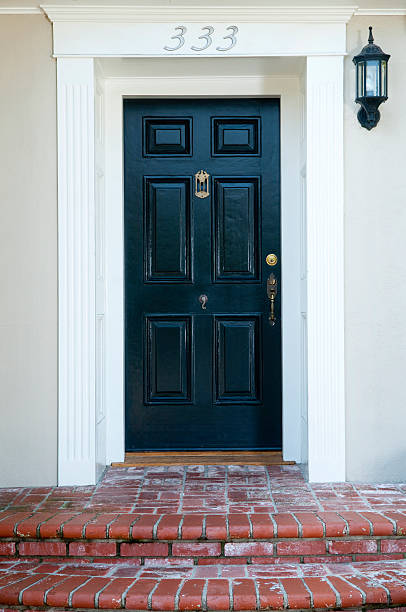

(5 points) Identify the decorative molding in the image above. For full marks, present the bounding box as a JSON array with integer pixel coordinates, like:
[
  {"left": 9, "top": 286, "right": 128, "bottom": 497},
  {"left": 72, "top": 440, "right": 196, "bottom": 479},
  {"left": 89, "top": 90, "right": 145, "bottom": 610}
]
[
  {"left": 357, "top": 8, "right": 406, "bottom": 15},
  {"left": 4, "top": 5, "right": 406, "bottom": 19},
  {"left": 306, "top": 55, "right": 346, "bottom": 482},
  {"left": 41, "top": 4, "right": 357, "bottom": 23},
  {"left": 57, "top": 57, "right": 96, "bottom": 486},
  {"left": 0, "top": 7, "right": 42, "bottom": 14}
]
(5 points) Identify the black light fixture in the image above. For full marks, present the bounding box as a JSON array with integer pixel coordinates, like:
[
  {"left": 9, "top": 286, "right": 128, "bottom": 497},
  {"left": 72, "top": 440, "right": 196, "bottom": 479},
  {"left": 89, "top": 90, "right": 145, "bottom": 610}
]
[{"left": 353, "top": 27, "right": 390, "bottom": 130}]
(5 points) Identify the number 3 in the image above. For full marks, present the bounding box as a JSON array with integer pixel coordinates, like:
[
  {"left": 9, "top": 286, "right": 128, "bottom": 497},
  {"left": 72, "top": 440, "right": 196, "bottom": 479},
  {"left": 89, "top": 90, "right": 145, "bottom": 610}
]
[
  {"left": 164, "top": 25, "right": 186, "bottom": 52},
  {"left": 216, "top": 25, "right": 239, "bottom": 51},
  {"left": 191, "top": 26, "right": 214, "bottom": 52}
]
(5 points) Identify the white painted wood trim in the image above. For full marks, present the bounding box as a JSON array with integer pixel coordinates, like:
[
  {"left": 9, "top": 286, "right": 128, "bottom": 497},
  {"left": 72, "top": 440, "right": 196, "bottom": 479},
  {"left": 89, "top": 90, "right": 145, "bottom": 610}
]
[
  {"left": 52, "top": 15, "right": 348, "bottom": 483},
  {"left": 0, "top": 7, "right": 42, "bottom": 14},
  {"left": 3, "top": 5, "right": 404, "bottom": 18},
  {"left": 306, "top": 55, "right": 346, "bottom": 482},
  {"left": 103, "top": 74, "right": 303, "bottom": 465},
  {"left": 41, "top": 5, "right": 356, "bottom": 23},
  {"left": 95, "top": 75, "right": 107, "bottom": 482},
  {"left": 357, "top": 8, "right": 406, "bottom": 15},
  {"left": 104, "top": 82, "right": 125, "bottom": 465},
  {"left": 40, "top": 21, "right": 348, "bottom": 58},
  {"left": 57, "top": 57, "right": 97, "bottom": 486}
]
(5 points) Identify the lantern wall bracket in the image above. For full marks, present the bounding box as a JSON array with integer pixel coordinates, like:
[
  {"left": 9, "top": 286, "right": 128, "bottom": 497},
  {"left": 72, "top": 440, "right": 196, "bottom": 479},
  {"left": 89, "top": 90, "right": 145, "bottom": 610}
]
[{"left": 357, "top": 100, "right": 384, "bottom": 131}]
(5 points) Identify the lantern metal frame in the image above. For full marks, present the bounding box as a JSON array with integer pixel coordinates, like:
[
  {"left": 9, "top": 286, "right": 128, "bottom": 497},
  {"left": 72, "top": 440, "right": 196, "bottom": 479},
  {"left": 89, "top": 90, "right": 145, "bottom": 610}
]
[{"left": 353, "top": 26, "right": 390, "bottom": 130}]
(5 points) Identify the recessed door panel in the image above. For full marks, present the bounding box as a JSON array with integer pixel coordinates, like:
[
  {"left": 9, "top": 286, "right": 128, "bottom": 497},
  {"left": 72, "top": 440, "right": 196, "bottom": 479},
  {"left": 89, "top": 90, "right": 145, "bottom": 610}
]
[
  {"left": 144, "top": 117, "right": 192, "bottom": 156},
  {"left": 212, "top": 117, "right": 260, "bottom": 156},
  {"left": 144, "top": 177, "right": 192, "bottom": 282},
  {"left": 215, "top": 316, "right": 261, "bottom": 403},
  {"left": 145, "top": 316, "right": 192, "bottom": 403},
  {"left": 213, "top": 177, "right": 260, "bottom": 282},
  {"left": 124, "top": 98, "right": 281, "bottom": 451}
]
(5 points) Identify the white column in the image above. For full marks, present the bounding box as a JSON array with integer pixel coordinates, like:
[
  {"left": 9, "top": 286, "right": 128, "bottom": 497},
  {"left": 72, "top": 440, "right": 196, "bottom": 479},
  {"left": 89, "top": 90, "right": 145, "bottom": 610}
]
[
  {"left": 306, "top": 56, "right": 346, "bottom": 482},
  {"left": 57, "top": 58, "right": 96, "bottom": 485}
]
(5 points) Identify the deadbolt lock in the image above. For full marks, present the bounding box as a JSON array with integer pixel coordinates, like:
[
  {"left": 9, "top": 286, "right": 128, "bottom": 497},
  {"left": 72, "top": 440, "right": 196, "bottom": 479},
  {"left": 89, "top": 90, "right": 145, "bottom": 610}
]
[{"left": 266, "top": 253, "right": 278, "bottom": 266}]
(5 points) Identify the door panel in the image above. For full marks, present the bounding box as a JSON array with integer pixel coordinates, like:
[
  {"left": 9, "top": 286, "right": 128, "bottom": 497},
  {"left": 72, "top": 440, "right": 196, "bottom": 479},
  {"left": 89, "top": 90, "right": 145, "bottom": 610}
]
[
  {"left": 144, "top": 117, "right": 192, "bottom": 156},
  {"left": 213, "top": 177, "right": 260, "bottom": 281},
  {"left": 124, "top": 98, "right": 281, "bottom": 451},
  {"left": 145, "top": 316, "right": 192, "bottom": 403},
  {"left": 215, "top": 316, "right": 261, "bottom": 403},
  {"left": 212, "top": 117, "right": 260, "bottom": 156},
  {"left": 144, "top": 177, "right": 192, "bottom": 282}
]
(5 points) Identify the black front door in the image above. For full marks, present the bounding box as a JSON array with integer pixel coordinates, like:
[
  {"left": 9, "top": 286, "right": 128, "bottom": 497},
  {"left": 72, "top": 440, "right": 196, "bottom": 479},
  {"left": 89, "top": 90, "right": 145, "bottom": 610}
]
[{"left": 124, "top": 98, "right": 281, "bottom": 451}]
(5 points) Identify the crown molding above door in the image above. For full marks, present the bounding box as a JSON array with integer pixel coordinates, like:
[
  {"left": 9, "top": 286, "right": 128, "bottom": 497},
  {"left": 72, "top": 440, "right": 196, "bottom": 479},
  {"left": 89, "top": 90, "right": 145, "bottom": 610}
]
[
  {"left": 0, "top": 7, "right": 41, "bottom": 13},
  {"left": 40, "top": 5, "right": 357, "bottom": 23},
  {"left": 2, "top": 5, "right": 406, "bottom": 18},
  {"left": 357, "top": 8, "right": 406, "bottom": 14}
]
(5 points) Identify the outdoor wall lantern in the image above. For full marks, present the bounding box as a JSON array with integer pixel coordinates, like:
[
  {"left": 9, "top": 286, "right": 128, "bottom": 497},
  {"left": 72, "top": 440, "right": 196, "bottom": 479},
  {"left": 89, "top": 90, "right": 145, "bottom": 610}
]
[{"left": 353, "top": 27, "right": 390, "bottom": 130}]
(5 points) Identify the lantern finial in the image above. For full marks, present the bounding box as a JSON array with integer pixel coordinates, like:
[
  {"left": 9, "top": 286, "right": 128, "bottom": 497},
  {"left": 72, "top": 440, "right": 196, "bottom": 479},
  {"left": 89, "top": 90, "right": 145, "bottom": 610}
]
[{"left": 368, "top": 26, "right": 374, "bottom": 44}]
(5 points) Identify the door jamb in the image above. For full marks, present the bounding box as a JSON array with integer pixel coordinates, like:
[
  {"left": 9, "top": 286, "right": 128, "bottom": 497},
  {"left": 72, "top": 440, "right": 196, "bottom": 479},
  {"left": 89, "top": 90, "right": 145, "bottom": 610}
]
[{"left": 102, "top": 73, "right": 304, "bottom": 465}]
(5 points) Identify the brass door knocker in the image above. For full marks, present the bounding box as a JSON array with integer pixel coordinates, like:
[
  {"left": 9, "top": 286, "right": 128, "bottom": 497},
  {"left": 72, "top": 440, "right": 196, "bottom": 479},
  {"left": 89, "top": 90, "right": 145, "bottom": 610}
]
[{"left": 195, "top": 170, "right": 210, "bottom": 199}]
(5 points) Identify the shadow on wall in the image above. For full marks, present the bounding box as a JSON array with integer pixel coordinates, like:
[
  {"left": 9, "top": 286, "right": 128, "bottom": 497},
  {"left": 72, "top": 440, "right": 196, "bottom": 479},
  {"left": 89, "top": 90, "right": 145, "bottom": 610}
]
[{"left": 356, "top": 449, "right": 406, "bottom": 484}]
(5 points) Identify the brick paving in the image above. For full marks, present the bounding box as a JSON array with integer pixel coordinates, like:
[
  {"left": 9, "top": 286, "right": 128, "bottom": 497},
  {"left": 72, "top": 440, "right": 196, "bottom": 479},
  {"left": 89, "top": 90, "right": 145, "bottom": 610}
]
[
  {"left": 1, "top": 465, "right": 406, "bottom": 609},
  {"left": 1, "top": 558, "right": 406, "bottom": 609},
  {"left": 1, "top": 465, "right": 406, "bottom": 514}
]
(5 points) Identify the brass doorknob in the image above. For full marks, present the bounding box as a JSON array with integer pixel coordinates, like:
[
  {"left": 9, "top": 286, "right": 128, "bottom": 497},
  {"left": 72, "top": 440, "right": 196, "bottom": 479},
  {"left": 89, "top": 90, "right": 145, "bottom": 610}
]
[{"left": 266, "top": 253, "right": 278, "bottom": 266}]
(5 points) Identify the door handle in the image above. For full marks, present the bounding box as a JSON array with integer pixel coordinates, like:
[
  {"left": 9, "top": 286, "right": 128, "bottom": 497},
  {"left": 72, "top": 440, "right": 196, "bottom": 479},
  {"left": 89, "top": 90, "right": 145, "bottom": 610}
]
[{"left": 266, "top": 274, "right": 278, "bottom": 326}]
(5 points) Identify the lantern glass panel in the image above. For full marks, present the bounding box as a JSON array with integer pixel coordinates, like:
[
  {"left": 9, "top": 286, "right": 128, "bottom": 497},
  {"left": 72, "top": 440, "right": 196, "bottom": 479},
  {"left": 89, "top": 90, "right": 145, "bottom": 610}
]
[
  {"left": 357, "top": 61, "right": 365, "bottom": 98},
  {"left": 365, "top": 60, "right": 380, "bottom": 96},
  {"left": 381, "top": 60, "right": 387, "bottom": 97}
]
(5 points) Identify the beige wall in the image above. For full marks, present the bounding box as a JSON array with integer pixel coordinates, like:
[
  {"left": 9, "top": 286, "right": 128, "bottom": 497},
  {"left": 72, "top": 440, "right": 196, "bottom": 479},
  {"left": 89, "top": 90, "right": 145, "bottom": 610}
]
[
  {"left": 0, "top": 15, "right": 58, "bottom": 486},
  {"left": 344, "top": 16, "right": 406, "bottom": 481}
]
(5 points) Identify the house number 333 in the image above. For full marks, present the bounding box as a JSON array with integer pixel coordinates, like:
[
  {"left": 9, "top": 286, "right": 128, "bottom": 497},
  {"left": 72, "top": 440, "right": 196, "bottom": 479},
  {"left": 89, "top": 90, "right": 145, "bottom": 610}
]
[{"left": 164, "top": 25, "right": 238, "bottom": 52}]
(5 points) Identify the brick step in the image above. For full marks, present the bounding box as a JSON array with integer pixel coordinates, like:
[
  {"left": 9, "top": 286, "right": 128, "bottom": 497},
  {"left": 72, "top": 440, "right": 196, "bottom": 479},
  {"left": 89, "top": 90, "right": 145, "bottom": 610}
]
[
  {"left": 1, "top": 510, "right": 406, "bottom": 565},
  {"left": 1, "top": 558, "right": 406, "bottom": 610},
  {"left": 2, "top": 537, "right": 406, "bottom": 565},
  {"left": 2, "top": 510, "right": 406, "bottom": 540}
]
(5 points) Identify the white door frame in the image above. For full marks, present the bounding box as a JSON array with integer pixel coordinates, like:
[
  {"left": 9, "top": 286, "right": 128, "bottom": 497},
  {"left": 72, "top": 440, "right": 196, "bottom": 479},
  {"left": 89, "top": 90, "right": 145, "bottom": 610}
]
[
  {"left": 44, "top": 4, "right": 349, "bottom": 485},
  {"left": 102, "top": 74, "right": 303, "bottom": 468}
]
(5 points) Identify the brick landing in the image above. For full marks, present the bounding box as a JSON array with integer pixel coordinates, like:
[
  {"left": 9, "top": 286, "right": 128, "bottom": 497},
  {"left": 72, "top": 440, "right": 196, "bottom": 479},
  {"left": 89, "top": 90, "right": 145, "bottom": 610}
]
[{"left": 1, "top": 465, "right": 406, "bottom": 514}]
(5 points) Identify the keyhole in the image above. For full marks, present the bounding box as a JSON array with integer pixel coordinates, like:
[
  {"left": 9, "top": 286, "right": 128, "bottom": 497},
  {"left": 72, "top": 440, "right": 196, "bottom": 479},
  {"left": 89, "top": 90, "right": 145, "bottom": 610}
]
[{"left": 199, "top": 294, "right": 208, "bottom": 310}]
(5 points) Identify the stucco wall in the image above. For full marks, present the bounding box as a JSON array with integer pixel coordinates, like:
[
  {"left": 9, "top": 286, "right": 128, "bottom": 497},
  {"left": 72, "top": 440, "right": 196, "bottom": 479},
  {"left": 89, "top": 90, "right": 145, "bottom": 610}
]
[
  {"left": 344, "top": 16, "right": 406, "bottom": 481},
  {"left": 0, "top": 15, "right": 58, "bottom": 486}
]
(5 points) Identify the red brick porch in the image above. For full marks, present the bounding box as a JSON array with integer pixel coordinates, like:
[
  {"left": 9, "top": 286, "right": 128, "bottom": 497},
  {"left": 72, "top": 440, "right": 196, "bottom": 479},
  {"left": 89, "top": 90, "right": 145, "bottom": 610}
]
[
  {"left": 2, "top": 464, "right": 406, "bottom": 514},
  {"left": 0, "top": 464, "right": 406, "bottom": 610}
]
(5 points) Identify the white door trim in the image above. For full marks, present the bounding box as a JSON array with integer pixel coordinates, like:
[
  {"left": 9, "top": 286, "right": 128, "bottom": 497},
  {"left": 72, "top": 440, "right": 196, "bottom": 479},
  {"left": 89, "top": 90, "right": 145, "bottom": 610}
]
[
  {"left": 306, "top": 56, "right": 346, "bottom": 481},
  {"left": 51, "top": 8, "right": 347, "bottom": 485},
  {"left": 42, "top": 5, "right": 356, "bottom": 23},
  {"left": 102, "top": 74, "right": 303, "bottom": 467},
  {"left": 57, "top": 57, "right": 96, "bottom": 486}
]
